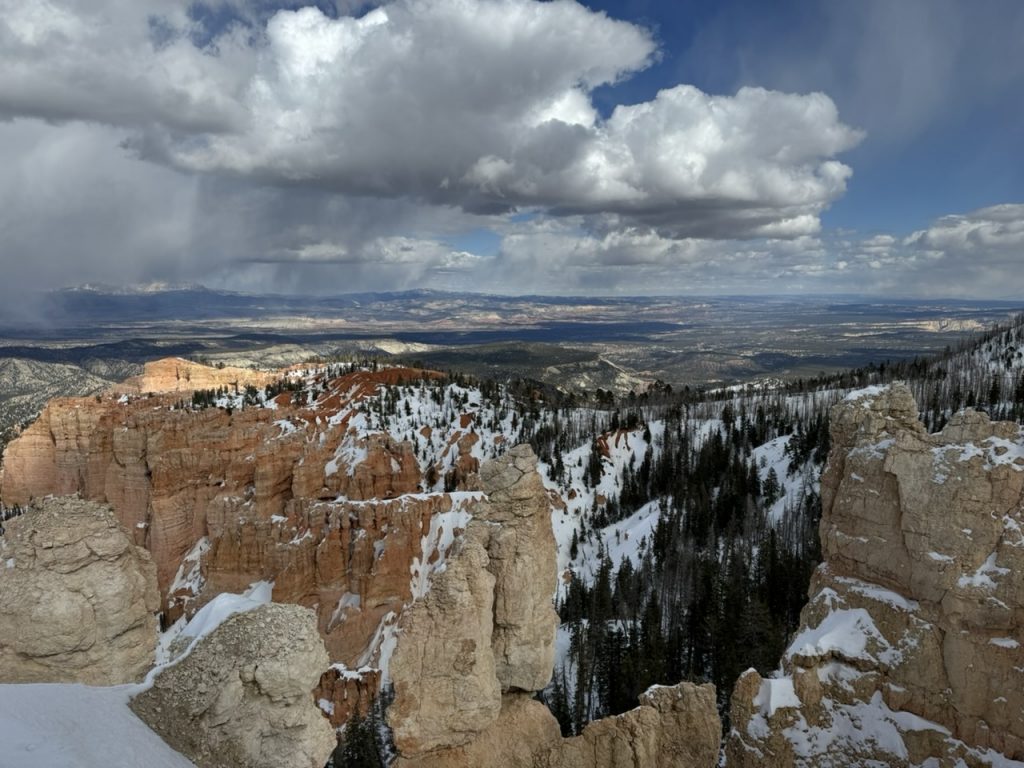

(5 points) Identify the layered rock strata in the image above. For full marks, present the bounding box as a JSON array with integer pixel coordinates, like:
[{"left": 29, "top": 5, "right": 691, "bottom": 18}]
[
  {"left": 727, "top": 384, "right": 1024, "bottom": 766},
  {"left": 117, "top": 357, "right": 279, "bottom": 395},
  {"left": 0, "top": 497, "right": 159, "bottom": 684},
  {"left": 0, "top": 361, "right": 491, "bottom": 726},
  {"left": 1, "top": 359, "right": 726, "bottom": 764},
  {"left": 130, "top": 603, "right": 335, "bottom": 768}
]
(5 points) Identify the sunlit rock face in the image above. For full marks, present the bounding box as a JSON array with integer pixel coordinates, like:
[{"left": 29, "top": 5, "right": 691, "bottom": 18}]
[
  {"left": 386, "top": 445, "right": 720, "bottom": 768},
  {"left": 727, "top": 384, "right": 1024, "bottom": 766}
]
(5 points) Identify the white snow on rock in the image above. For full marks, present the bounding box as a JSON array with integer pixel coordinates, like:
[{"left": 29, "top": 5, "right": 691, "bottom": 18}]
[
  {"left": 753, "top": 676, "right": 801, "bottom": 717},
  {"left": 958, "top": 552, "right": 1011, "bottom": 590},
  {"left": 167, "top": 536, "right": 210, "bottom": 611},
  {"left": 831, "top": 575, "right": 920, "bottom": 612},
  {"left": 765, "top": 686, "right": 1024, "bottom": 768},
  {"left": 155, "top": 580, "right": 274, "bottom": 670},
  {"left": 989, "top": 637, "right": 1020, "bottom": 649},
  {"left": 843, "top": 384, "right": 888, "bottom": 403},
  {"left": 933, "top": 435, "right": 1024, "bottom": 483},
  {"left": 787, "top": 608, "right": 888, "bottom": 664},
  {"left": 409, "top": 507, "right": 474, "bottom": 600}
]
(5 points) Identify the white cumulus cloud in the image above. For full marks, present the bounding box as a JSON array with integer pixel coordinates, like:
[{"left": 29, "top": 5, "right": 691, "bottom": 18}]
[{"left": 0, "top": 0, "right": 860, "bottom": 241}]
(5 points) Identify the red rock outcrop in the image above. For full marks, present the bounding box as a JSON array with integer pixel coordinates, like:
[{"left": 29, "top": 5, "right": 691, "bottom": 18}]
[
  {"left": 116, "top": 357, "right": 279, "bottom": 394},
  {"left": 2, "top": 365, "right": 437, "bottom": 599},
  {"left": 0, "top": 360, "right": 488, "bottom": 728}
]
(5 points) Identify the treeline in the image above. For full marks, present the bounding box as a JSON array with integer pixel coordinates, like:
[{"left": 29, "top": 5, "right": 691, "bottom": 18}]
[{"left": 328, "top": 687, "right": 395, "bottom": 768}]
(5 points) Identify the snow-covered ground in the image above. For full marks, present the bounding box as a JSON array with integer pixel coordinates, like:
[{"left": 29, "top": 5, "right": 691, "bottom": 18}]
[
  {"left": 0, "top": 684, "right": 196, "bottom": 768},
  {"left": 0, "top": 581, "right": 274, "bottom": 768}
]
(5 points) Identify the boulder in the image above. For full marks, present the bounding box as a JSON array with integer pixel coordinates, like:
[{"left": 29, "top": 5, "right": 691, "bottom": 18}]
[
  {"left": 130, "top": 603, "right": 335, "bottom": 768},
  {"left": 0, "top": 497, "right": 159, "bottom": 684}
]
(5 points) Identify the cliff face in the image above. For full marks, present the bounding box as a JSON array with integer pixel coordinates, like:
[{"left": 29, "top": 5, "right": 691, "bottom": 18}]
[
  {"left": 0, "top": 497, "right": 159, "bottom": 685},
  {"left": 387, "top": 445, "right": 558, "bottom": 755},
  {"left": 116, "top": 357, "right": 279, "bottom": 395},
  {"left": 386, "top": 445, "right": 721, "bottom": 768},
  {"left": 727, "top": 384, "right": 1024, "bottom": 766},
  {"left": 0, "top": 360, "right": 724, "bottom": 764}
]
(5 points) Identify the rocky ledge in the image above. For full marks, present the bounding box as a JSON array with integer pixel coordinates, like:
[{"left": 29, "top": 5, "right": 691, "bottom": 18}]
[{"left": 131, "top": 602, "right": 336, "bottom": 768}]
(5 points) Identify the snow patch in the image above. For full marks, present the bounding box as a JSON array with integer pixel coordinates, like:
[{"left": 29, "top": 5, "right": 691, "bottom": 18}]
[
  {"left": 753, "top": 676, "right": 801, "bottom": 717},
  {"left": 958, "top": 552, "right": 1010, "bottom": 590},
  {"left": 990, "top": 637, "right": 1020, "bottom": 649},
  {"left": 788, "top": 608, "right": 888, "bottom": 664},
  {"left": 843, "top": 385, "right": 888, "bottom": 403},
  {"left": 410, "top": 507, "right": 473, "bottom": 599},
  {"left": 0, "top": 684, "right": 197, "bottom": 768}
]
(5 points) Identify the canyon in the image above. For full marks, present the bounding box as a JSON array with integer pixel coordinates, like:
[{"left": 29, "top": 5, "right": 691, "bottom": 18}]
[{"left": 1, "top": 359, "right": 1022, "bottom": 767}]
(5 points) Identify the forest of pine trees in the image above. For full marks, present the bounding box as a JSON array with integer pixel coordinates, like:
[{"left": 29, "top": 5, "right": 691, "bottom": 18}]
[{"left": 539, "top": 391, "right": 826, "bottom": 732}]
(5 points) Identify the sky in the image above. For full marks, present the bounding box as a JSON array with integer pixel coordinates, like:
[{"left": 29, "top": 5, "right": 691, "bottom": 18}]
[{"left": 0, "top": 0, "right": 1022, "bottom": 301}]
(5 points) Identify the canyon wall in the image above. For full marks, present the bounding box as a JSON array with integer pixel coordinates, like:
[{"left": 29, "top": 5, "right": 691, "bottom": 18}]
[{"left": 0, "top": 361, "right": 483, "bottom": 725}]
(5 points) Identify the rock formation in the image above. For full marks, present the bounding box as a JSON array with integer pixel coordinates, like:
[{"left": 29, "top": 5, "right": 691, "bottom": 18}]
[
  {"left": 387, "top": 445, "right": 557, "bottom": 754},
  {"left": 0, "top": 359, "right": 725, "bottom": 764},
  {"left": 116, "top": 357, "right": 278, "bottom": 395},
  {"left": 392, "top": 683, "right": 720, "bottom": 768},
  {"left": 0, "top": 361, "right": 491, "bottom": 726},
  {"left": 0, "top": 496, "right": 159, "bottom": 685},
  {"left": 388, "top": 529, "right": 502, "bottom": 754},
  {"left": 727, "top": 384, "right": 1024, "bottom": 766},
  {"left": 477, "top": 445, "right": 559, "bottom": 692},
  {"left": 130, "top": 603, "right": 335, "bottom": 768},
  {"left": 386, "top": 445, "right": 720, "bottom": 768},
  {"left": 537, "top": 683, "right": 720, "bottom": 768}
]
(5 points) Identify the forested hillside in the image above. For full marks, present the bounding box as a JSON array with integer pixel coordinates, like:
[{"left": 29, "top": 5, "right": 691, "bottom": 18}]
[{"left": 529, "top": 313, "right": 1024, "bottom": 736}]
